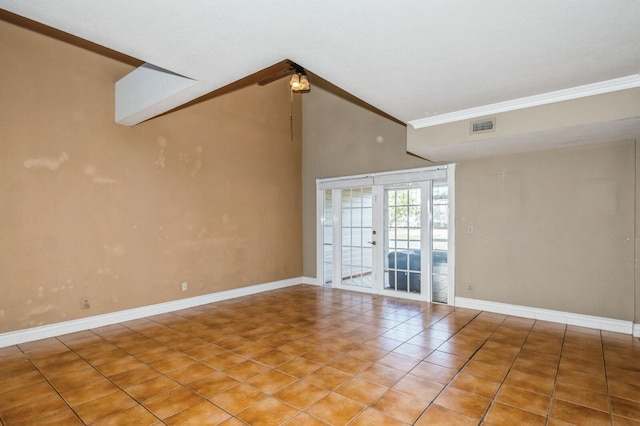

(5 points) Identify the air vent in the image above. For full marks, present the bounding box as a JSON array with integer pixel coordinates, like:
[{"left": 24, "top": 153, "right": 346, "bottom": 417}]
[{"left": 470, "top": 117, "right": 496, "bottom": 134}]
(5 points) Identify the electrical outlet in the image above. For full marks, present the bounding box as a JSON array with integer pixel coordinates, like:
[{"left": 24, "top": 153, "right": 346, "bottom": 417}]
[
  {"left": 181, "top": 281, "right": 188, "bottom": 292},
  {"left": 81, "top": 297, "right": 90, "bottom": 309},
  {"left": 466, "top": 283, "right": 474, "bottom": 293}
]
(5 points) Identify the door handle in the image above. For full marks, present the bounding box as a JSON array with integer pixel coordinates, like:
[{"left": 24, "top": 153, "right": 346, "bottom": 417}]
[{"left": 367, "top": 241, "right": 377, "bottom": 245}]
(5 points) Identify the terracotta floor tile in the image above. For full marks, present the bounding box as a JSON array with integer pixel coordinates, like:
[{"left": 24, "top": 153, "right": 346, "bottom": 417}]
[
  {"left": 249, "top": 349, "right": 292, "bottom": 368},
  {"left": 30, "top": 349, "right": 80, "bottom": 369},
  {"left": 495, "top": 384, "right": 550, "bottom": 416},
  {"left": 233, "top": 341, "right": 273, "bottom": 358},
  {"left": 434, "top": 386, "right": 491, "bottom": 419},
  {"left": 512, "top": 357, "right": 558, "bottom": 379},
  {"left": 95, "top": 354, "right": 146, "bottom": 377},
  {"left": 1, "top": 393, "right": 68, "bottom": 424},
  {"left": 277, "top": 357, "right": 323, "bottom": 378},
  {"left": 304, "top": 366, "right": 351, "bottom": 390},
  {"left": 248, "top": 369, "right": 298, "bottom": 394},
  {"left": 149, "top": 353, "right": 198, "bottom": 373},
  {"left": 391, "top": 342, "right": 434, "bottom": 359},
  {"left": 27, "top": 409, "right": 83, "bottom": 425},
  {"left": 414, "top": 404, "right": 479, "bottom": 426},
  {"left": 18, "top": 337, "right": 62, "bottom": 353},
  {"left": 350, "top": 407, "right": 410, "bottom": 426},
  {"left": 209, "top": 383, "right": 267, "bottom": 414},
  {"left": 561, "top": 346, "right": 604, "bottom": 363},
  {"left": 450, "top": 371, "right": 501, "bottom": 399},
  {"left": 134, "top": 346, "right": 176, "bottom": 364},
  {"left": 187, "top": 372, "right": 240, "bottom": 398},
  {"left": 559, "top": 356, "right": 605, "bottom": 375},
  {"left": 0, "top": 369, "right": 46, "bottom": 394},
  {"left": 611, "top": 396, "right": 640, "bottom": 422},
  {"left": 550, "top": 399, "right": 612, "bottom": 425},
  {"left": 392, "top": 374, "right": 443, "bottom": 402},
  {"left": 224, "top": 359, "right": 270, "bottom": 381},
  {"left": 164, "top": 400, "right": 231, "bottom": 425},
  {"left": 410, "top": 361, "right": 458, "bottom": 385},
  {"left": 277, "top": 339, "right": 317, "bottom": 356},
  {"left": 377, "top": 352, "right": 422, "bottom": 372},
  {"left": 612, "top": 414, "right": 640, "bottom": 426},
  {"left": 0, "top": 380, "right": 58, "bottom": 411},
  {"left": 373, "top": 388, "right": 430, "bottom": 424},
  {"left": 557, "top": 367, "right": 607, "bottom": 392},
  {"left": 608, "top": 366, "right": 640, "bottom": 387},
  {"left": 485, "top": 401, "right": 547, "bottom": 425},
  {"left": 125, "top": 375, "right": 181, "bottom": 401},
  {"left": 91, "top": 404, "right": 159, "bottom": 426},
  {"left": 48, "top": 366, "right": 104, "bottom": 392},
  {"left": 81, "top": 348, "right": 130, "bottom": 367},
  {"left": 144, "top": 385, "right": 205, "bottom": 419},
  {"left": 334, "top": 377, "right": 387, "bottom": 406},
  {"left": 424, "top": 350, "right": 469, "bottom": 370},
  {"left": 74, "top": 390, "right": 138, "bottom": 424},
  {"left": 61, "top": 378, "right": 119, "bottom": 406},
  {"left": 438, "top": 341, "right": 481, "bottom": 358},
  {"left": 610, "top": 380, "right": 640, "bottom": 403},
  {"left": 326, "top": 355, "right": 372, "bottom": 374},
  {"left": 516, "top": 349, "right": 560, "bottom": 366},
  {"left": 554, "top": 381, "right": 609, "bottom": 412},
  {"left": 237, "top": 396, "right": 299, "bottom": 425},
  {"left": 347, "top": 345, "right": 389, "bottom": 361},
  {"left": 184, "top": 344, "right": 226, "bottom": 361},
  {"left": 202, "top": 351, "right": 248, "bottom": 370},
  {"left": 462, "top": 359, "right": 509, "bottom": 382},
  {"left": 503, "top": 369, "right": 555, "bottom": 395},
  {"left": 306, "top": 392, "right": 365, "bottom": 425},
  {"left": 284, "top": 412, "right": 329, "bottom": 425},
  {"left": 357, "top": 363, "right": 405, "bottom": 387},
  {"left": 275, "top": 379, "right": 329, "bottom": 409},
  {"left": 110, "top": 364, "right": 160, "bottom": 388},
  {"left": 0, "top": 357, "right": 33, "bottom": 378},
  {"left": 301, "top": 348, "right": 341, "bottom": 364},
  {"left": 3, "top": 286, "right": 640, "bottom": 426},
  {"left": 481, "top": 340, "right": 521, "bottom": 357}
]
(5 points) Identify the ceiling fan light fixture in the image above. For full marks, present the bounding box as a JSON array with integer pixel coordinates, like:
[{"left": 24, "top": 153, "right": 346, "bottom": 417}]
[
  {"left": 289, "top": 73, "right": 300, "bottom": 90},
  {"left": 299, "top": 74, "right": 310, "bottom": 91}
]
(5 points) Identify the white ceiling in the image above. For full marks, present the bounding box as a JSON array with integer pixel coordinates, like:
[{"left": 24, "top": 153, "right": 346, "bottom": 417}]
[{"left": 2, "top": 0, "right": 640, "bottom": 127}]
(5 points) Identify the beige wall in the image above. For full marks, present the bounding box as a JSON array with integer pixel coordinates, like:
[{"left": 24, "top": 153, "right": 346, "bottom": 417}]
[
  {"left": 456, "top": 141, "right": 636, "bottom": 321},
  {"left": 301, "top": 87, "right": 433, "bottom": 278},
  {"left": 0, "top": 18, "right": 302, "bottom": 333},
  {"left": 303, "top": 87, "right": 638, "bottom": 323}
]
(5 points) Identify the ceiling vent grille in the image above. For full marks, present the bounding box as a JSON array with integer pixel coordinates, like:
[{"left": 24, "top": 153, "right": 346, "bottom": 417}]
[{"left": 470, "top": 117, "right": 496, "bottom": 134}]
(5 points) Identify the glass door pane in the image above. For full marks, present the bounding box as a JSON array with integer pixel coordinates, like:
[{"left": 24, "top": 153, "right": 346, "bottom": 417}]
[
  {"left": 384, "top": 184, "right": 423, "bottom": 295},
  {"left": 432, "top": 179, "right": 449, "bottom": 303},
  {"left": 340, "top": 187, "right": 373, "bottom": 289},
  {"left": 322, "top": 190, "right": 333, "bottom": 286}
]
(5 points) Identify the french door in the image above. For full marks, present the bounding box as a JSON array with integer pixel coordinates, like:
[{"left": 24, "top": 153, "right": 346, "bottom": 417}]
[{"left": 318, "top": 166, "right": 454, "bottom": 303}]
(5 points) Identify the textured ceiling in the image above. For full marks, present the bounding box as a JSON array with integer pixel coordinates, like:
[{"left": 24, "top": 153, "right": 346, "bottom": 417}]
[{"left": 2, "top": 0, "right": 640, "bottom": 125}]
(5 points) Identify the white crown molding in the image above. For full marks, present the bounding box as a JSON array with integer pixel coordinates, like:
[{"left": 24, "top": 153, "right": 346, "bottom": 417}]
[
  {"left": 409, "top": 74, "right": 640, "bottom": 129},
  {"left": 455, "top": 297, "right": 633, "bottom": 335},
  {"left": 0, "top": 277, "right": 303, "bottom": 348}
]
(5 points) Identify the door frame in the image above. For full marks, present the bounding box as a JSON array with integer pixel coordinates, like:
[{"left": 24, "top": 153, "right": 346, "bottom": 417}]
[{"left": 316, "top": 165, "right": 455, "bottom": 304}]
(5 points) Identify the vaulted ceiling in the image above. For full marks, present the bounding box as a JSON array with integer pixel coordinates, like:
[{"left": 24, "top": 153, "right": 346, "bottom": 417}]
[{"left": 2, "top": 1, "right": 639, "bottom": 154}]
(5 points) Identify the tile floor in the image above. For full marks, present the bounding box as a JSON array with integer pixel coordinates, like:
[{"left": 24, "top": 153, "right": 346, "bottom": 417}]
[{"left": 0, "top": 284, "right": 639, "bottom": 425}]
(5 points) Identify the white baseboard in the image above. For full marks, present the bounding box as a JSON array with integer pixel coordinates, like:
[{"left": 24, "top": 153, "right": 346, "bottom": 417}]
[
  {"left": 302, "top": 276, "right": 320, "bottom": 286},
  {"left": 0, "top": 277, "right": 303, "bottom": 348},
  {"left": 455, "top": 297, "right": 634, "bottom": 335}
]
